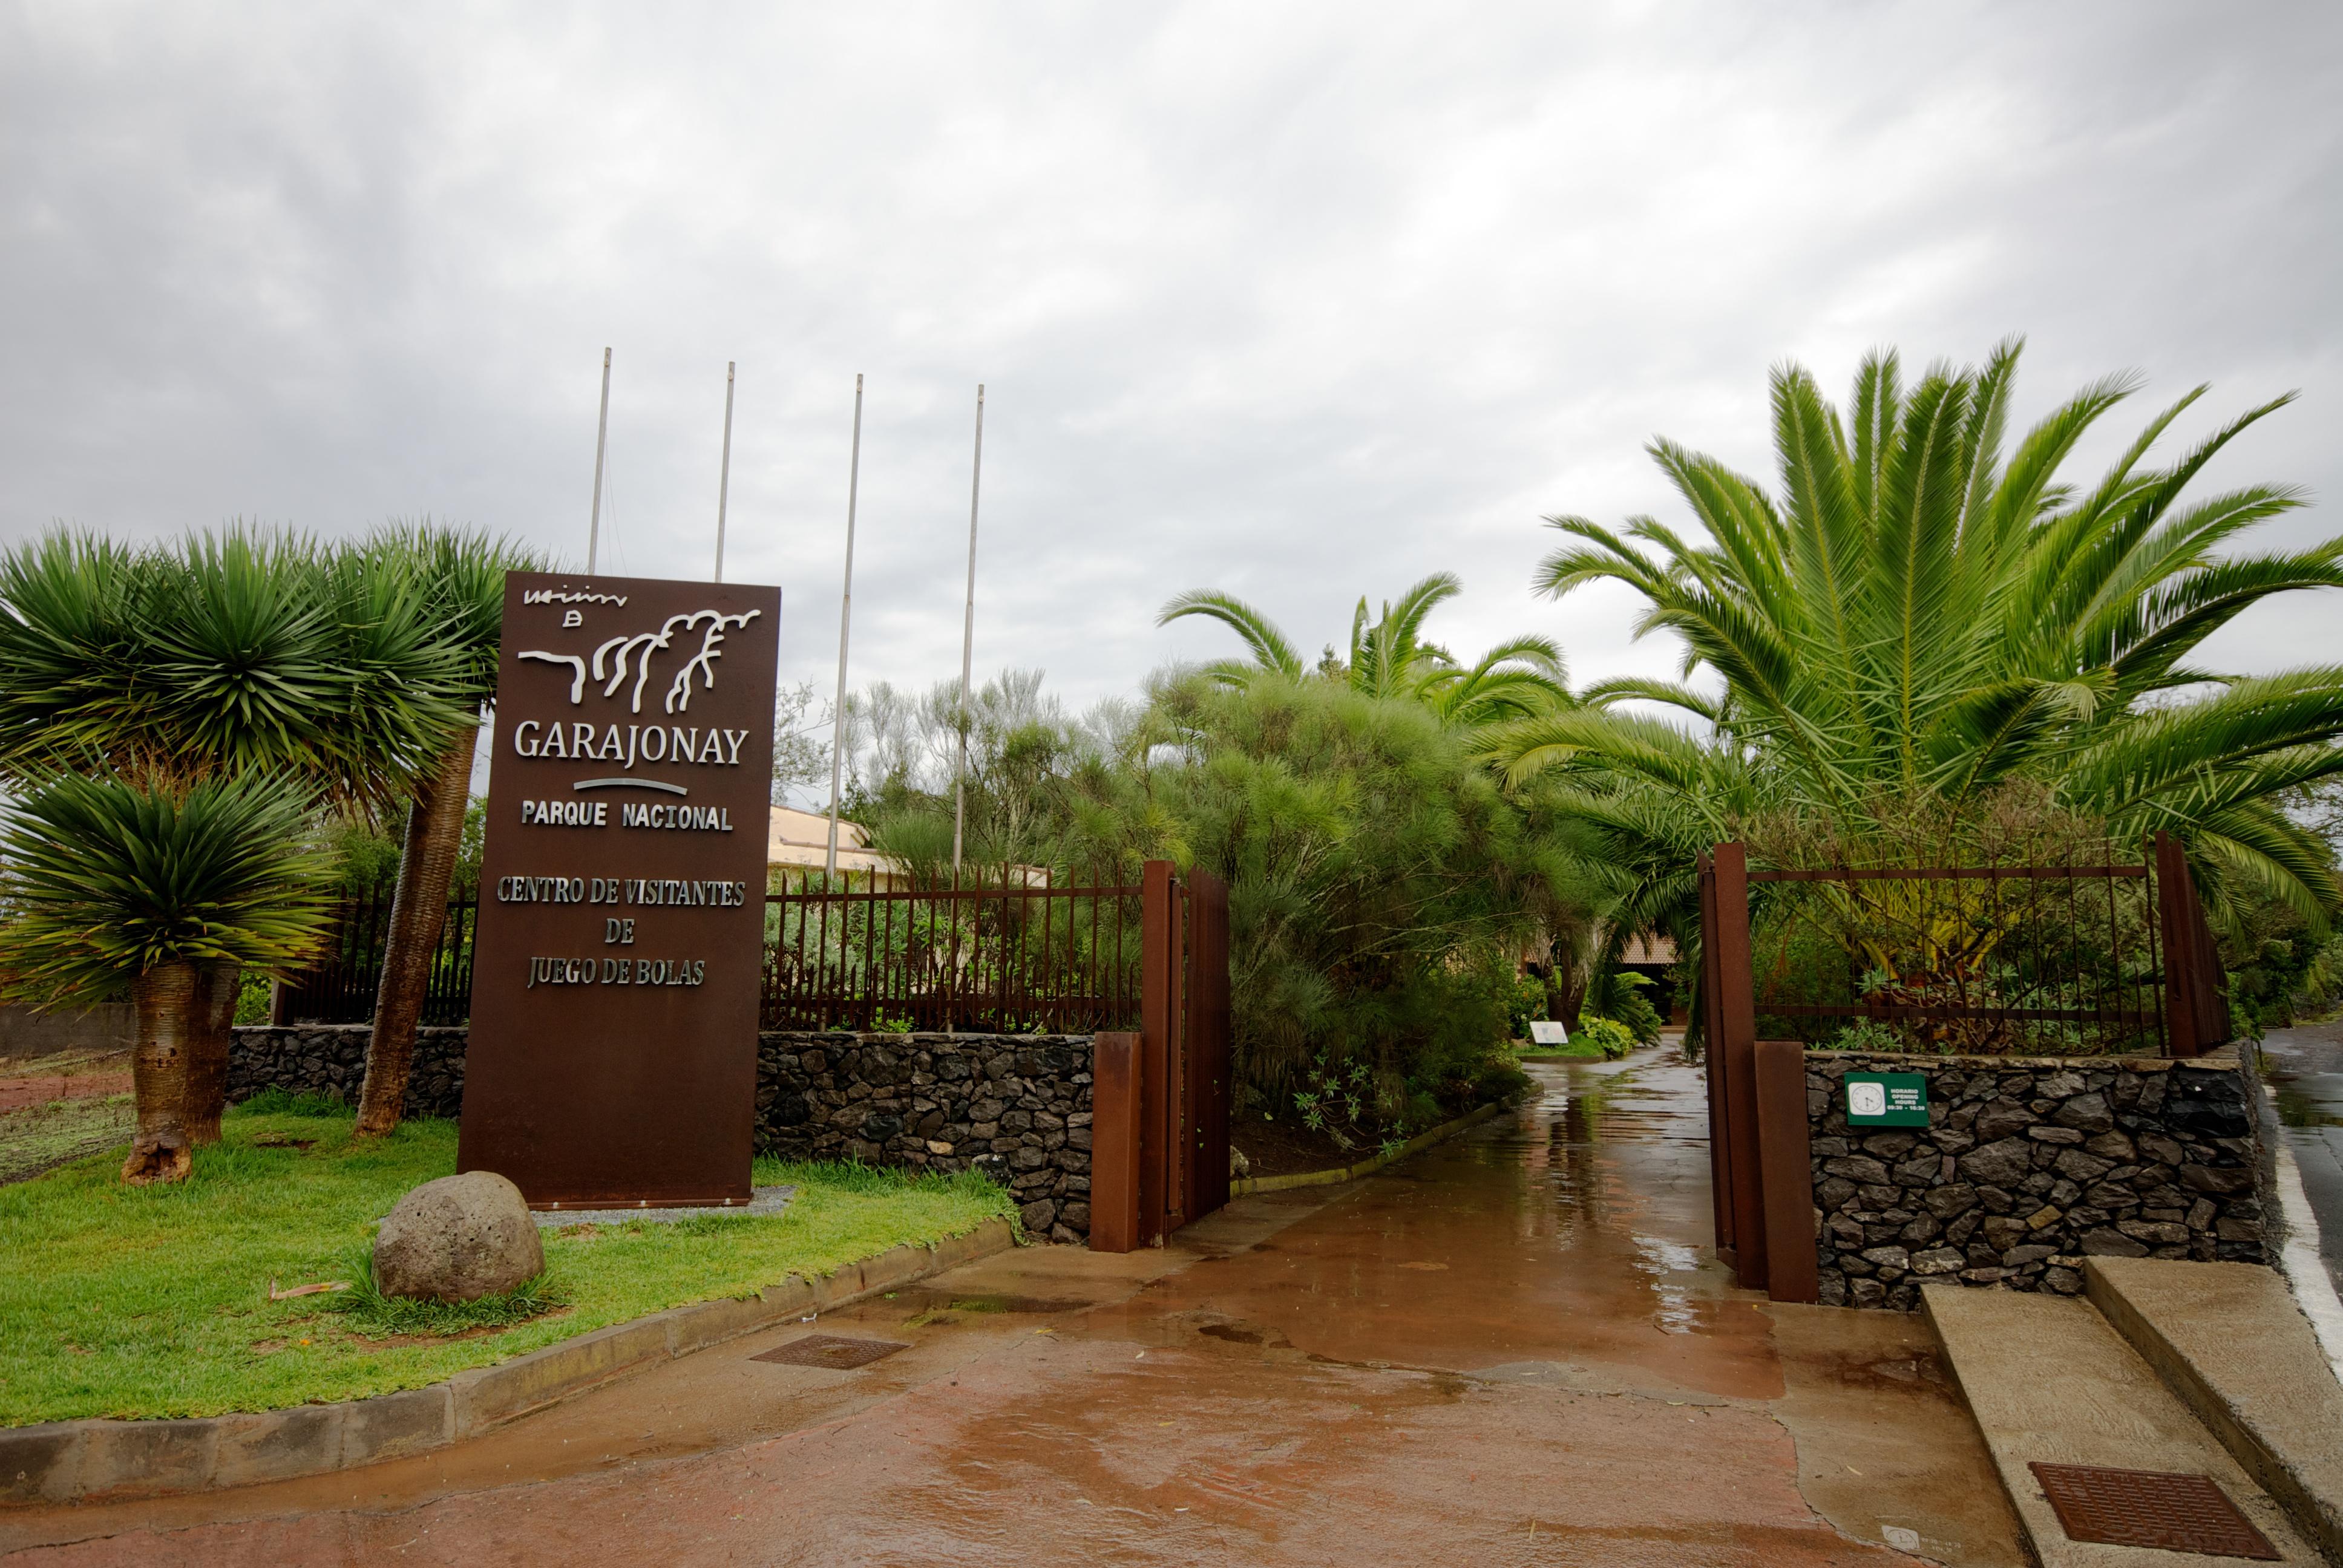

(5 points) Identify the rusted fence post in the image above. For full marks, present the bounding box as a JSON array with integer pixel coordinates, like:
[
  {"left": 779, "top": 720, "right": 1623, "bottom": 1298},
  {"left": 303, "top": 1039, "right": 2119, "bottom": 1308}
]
[
  {"left": 1711, "top": 841, "right": 1768, "bottom": 1290},
  {"left": 2154, "top": 832, "right": 2231, "bottom": 1058},
  {"left": 1753, "top": 1038, "right": 1818, "bottom": 1303},
  {"left": 1184, "top": 867, "right": 1233, "bottom": 1223},
  {"left": 1698, "top": 852, "right": 1733, "bottom": 1262},
  {"left": 1089, "top": 1031, "right": 1144, "bottom": 1253},
  {"left": 1138, "top": 859, "right": 1181, "bottom": 1244}
]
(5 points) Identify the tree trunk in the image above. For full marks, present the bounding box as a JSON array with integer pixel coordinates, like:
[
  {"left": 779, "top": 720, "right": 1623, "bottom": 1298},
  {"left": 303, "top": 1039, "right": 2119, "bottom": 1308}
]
[
  {"left": 182, "top": 959, "right": 243, "bottom": 1145},
  {"left": 355, "top": 725, "right": 477, "bottom": 1138},
  {"left": 123, "top": 961, "right": 199, "bottom": 1184},
  {"left": 1556, "top": 959, "right": 1588, "bottom": 1028}
]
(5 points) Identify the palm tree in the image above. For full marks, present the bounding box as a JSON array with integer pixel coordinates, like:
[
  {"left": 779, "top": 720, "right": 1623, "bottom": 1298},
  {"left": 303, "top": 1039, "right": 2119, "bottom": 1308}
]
[
  {"left": 355, "top": 524, "right": 542, "bottom": 1138},
  {"left": 0, "top": 771, "right": 335, "bottom": 1182},
  {"left": 0, "top": 528, "right": 467, "bottom": 1155},
  {"left": 1158, "top": 573, "right": 1573, "bottom": 727},
  {"left": 1493, "top": 339, "right": 2343, "bottom": 942}
]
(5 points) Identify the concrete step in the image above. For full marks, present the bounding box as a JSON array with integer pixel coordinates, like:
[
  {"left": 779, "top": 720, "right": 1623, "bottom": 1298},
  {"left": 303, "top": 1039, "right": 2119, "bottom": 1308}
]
[
  {"left": 1923, "top": 1284, "right": 2320, "bottom": 1566},
  {"left": 2085, "top": 1256, "right": 2343, "bottom": 1566}
]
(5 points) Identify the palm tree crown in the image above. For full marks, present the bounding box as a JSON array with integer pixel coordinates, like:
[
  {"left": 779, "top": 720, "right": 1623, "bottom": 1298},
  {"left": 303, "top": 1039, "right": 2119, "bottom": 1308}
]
[
  {"left": 1159, "top": 573, "right": 1573, "bottom": 730},
  {"left": 1497, "top": 339, "right": 2343, "bottom": 925}
]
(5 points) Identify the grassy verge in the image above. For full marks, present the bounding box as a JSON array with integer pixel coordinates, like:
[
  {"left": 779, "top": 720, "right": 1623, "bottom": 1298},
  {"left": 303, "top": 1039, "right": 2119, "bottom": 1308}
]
[
  {"left": 1515, "top": 1042, "right": 1610, "bottom": 1062},
  {"left": 0, "top": 1096, "right": 1016, "bottom": 1426}
]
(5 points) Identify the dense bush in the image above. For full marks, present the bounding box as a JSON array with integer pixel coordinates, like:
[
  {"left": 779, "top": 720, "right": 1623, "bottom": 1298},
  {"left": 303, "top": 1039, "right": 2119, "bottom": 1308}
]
[{"left": 1571, "top": 1018, "right": 1636, "bottom": 1060}]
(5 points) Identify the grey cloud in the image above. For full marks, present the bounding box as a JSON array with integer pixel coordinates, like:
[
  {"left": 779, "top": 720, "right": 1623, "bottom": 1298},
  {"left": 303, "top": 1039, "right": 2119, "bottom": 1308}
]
[{"left": 3, "top": 1, "right": 2336, "bottom": 709}]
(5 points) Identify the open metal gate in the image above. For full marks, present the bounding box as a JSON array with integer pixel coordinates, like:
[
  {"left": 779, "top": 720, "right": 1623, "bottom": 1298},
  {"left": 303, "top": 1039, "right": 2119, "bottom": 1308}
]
[
  {"left": 1089, "top": 860, "right": 1231, "bottom": 1251},
  {"left": 1699, "top": 832, "right": 2233, "bottom": 1304}
]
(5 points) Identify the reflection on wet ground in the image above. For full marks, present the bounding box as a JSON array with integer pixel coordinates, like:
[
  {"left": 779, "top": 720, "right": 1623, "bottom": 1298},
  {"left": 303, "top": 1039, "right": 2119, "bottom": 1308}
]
[
  {"left": 5, "top": 1048, "right": 2023, "bottom": 1567},
  {"left": 1126, "top": 1048, "right": 1781, "bottom": 1401},
  {"left": 2258, "top": 1021, "right": 2343, "bottom": 1296}
]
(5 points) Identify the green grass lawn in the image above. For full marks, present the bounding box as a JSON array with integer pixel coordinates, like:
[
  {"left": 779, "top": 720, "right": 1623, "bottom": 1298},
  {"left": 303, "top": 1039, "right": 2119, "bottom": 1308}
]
[
  {"left": 1514, "top": 1041, "right": 1610, "bottom": 1061},
  {"left": 0, "top": 1096, "right": 1016, "bottom": 1426}
]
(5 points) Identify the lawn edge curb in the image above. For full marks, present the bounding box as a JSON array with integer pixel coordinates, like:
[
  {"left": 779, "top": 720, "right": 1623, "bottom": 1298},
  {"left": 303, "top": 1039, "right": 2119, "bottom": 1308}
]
[
  {"left": 1, "top": 1215, "right": 1016, "bottom": 1508},
  {"left": 1231, "top": 1096, "right": 1513, "bottom": 1196}
]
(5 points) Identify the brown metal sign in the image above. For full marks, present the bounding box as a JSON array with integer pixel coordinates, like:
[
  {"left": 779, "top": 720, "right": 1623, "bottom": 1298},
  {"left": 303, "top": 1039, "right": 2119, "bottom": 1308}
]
[{"left": 457, "top": 570, "right": 780, "bottom": 1207}]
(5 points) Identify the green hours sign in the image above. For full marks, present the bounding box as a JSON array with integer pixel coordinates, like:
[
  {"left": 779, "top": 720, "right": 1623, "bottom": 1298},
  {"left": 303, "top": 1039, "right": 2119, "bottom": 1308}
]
[{"left": 1846, "top": 1073, "right": 1928, "bottom": 1127}]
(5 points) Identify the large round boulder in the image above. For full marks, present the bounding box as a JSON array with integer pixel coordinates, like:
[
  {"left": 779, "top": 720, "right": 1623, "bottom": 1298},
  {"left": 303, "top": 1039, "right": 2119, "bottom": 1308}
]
[{"left": 373, "top": 1171, "right": 544, "bottom": 1302}]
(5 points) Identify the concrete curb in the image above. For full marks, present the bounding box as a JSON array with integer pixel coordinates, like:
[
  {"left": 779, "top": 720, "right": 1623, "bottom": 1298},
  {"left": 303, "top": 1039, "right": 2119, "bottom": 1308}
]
[
  {"left": 1232, "top": 1097, "right": 1513, "bottom": 1197},
  {"left": 1, "top": 1217, "right": 1016, "bottom": 1508},
  {"left": 2084, "top": 1256, "right": 2343, "bottom": 1566}
]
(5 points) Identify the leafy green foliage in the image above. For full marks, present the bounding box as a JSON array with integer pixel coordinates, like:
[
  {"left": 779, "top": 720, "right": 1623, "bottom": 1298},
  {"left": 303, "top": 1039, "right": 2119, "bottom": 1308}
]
[
  {"left": 1069, "top": 673, "right": 1587, "bottom": 1116},
  {"left": 1505, "top": 974, "right": 1547, "bottom": 1039},
  {"left": 1827, "top": 1018, "right": 1907, "bottom": 1053},
  {"left": 0, "top": 528, "right": 474, "bottom": 812},
  {"left": 1495, "top": 339, "right": 2343, "bottom": 980},
  {"left": 1159, "top": 573, "right": 1573, "bottom": 728},
  {"left": 1571, "top": 1018, "right": 1636, "bottom": 1059},
  {"left": 0, "top": 771, "right": 336, "bottom": 1005}
]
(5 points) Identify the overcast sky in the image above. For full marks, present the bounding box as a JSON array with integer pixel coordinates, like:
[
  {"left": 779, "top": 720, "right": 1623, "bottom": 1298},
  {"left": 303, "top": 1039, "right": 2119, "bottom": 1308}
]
[{"left": 4, "top": 2, "right": 2338, "bottom": 733}]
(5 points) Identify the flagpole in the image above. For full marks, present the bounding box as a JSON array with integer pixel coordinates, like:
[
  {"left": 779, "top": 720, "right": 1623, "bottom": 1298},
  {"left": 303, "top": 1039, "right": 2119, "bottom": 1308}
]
[
  {"left": 824, "top": 373, "right": 865, "bottom": 879},
  {"left": 587, "top": 347, "right": 612, "bottom": 572},
  {"left": 713, "top": 361, "right": 736, "bottom": 583},
  {"left": 951, "top": 384, "right": 985, "bottom": 874}
]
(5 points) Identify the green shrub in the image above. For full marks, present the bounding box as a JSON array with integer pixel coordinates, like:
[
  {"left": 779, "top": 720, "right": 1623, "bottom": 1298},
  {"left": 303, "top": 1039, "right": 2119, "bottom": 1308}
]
[
  {"left": 1827, "top": 1018, "right": 1905, "bottom": 1053},
  {"left": 1474, "top": 1060, "right": 1533, "bottom": 1102},
  {"left": 1506, "top": 975, "right": 1546, "bottom": 1039},
  {"left": 1572, "top": 1017, "right": 1636, "bottom": 1060}
]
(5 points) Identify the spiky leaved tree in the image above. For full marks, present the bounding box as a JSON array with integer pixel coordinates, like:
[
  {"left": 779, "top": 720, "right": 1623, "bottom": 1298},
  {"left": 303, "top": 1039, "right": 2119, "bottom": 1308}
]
[
  {"left": 1492, "top": 338, "right": 2343, "bottom": 952},
  {"left": 0, "top": 528, "right": 465, "bottom": 1156},
  {"left": 1158, "top": 573, "right": 1574, "bottom": 729},
  {"left": 354, "top": 525, "right": 541, "bottom": 1137},
  {"left": 0, "top": 772, "right": 335, "bottom": 1181}
]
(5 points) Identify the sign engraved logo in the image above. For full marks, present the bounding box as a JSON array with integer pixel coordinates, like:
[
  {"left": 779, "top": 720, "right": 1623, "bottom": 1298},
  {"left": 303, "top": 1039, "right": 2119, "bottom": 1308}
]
[{"left": 519, "top": 607, "right": 763, "bottom": 713}]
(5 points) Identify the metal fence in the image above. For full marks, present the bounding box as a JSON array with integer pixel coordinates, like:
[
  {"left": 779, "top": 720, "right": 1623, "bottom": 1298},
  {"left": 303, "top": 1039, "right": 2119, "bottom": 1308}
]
[
  {"left": 1700, "top": 831, "right": 2231, "bottom": 1060},
  {"left": 760, "top": 866, "right": 1145, "bottom": 1033},
  {"left": 276, "top": 867, "right": 1148, "bottom": 1034},
  {"left": 272, "top": 884, "right": 480, "bottom": 1026}
]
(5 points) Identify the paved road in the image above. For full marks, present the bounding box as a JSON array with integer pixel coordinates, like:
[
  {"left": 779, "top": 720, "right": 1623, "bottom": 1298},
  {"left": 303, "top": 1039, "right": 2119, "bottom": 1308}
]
[
  {"left": 2, "top": 1051, "right": 2022, "bottom": 1566},
  {"left": 2259, "top": 1020, "right": 2343, "bottom": 1299}
]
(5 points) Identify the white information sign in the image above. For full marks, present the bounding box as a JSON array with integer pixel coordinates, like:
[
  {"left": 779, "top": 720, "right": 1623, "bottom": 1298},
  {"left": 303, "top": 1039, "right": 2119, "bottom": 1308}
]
[{"left": 1528, "top": 1020, "right": 1571, "bottom": 1046}]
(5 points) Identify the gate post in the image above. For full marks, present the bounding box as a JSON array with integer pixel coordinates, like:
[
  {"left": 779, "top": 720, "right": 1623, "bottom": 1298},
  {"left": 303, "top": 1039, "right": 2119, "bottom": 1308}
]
[
  {"left": 2154, "top": 832, "right": 2231, "bottom": 1057},
  {"left": 1184, "top": 868, "right": 1233, "bottom": 1223},
  {"left": 1753, "top": 1038, "right": 1818, "bottom": 1303},
  {"left": 1089, "top": 1031, "right": 1144, "bottom": 1253},
  {"left": 1138, "top": 859, "right": 1181, "bottom": 1244},
  {"left": 1711, "top": 842, "right": 1768, "bottom": 1290},
  {"left": 1699, "top": 853, "right": 1732, "bottom": 1259}
]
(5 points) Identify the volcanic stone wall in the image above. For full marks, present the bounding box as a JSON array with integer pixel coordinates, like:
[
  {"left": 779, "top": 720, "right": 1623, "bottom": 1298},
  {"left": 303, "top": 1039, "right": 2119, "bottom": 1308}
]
[
  {"left": 1804, "top": 1050, "right": 2267, "bottom": 1310},
  {"left": 228, "top": 1024, "right": 468, "bottom": 1119},
  {"left": 228, "top": 1025, "right": 1096, "bottom": 1243},
  {"left": 755, "top": 1032, "right": 1093, "bottom": 1245}
]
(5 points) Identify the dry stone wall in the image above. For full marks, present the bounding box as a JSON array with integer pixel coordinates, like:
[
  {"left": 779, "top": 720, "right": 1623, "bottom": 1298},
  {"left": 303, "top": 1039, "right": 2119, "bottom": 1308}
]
[
  {"left": 1805, "top": 1050, "right": 2267, "bottom": 1310},
  {"left": 228, "top": 1024, "right": 468, "bottom": 1118},
  {"left": 227, "top": 1025, "right": 1097, "bottom": 1243},
  {"left": 755, "top": 1032, "right": 1093, "bottom": 1244}
]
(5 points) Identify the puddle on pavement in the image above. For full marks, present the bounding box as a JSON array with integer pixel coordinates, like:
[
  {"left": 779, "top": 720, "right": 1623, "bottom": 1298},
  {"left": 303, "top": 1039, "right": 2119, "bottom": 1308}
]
[
  {"left": 2257, "top": 1030, "right": 2343, "bottom": 1128},
  {"left": 884, "top": 1287, "right": 1093, "bottom": 1328},
  {"left": 1121, "top": 1050, "right": 1783, "bottom": 1400}
]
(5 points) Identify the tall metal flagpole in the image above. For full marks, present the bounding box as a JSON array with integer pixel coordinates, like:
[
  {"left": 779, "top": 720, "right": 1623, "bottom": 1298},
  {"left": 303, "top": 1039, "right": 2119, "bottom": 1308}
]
[
  {"left": 713, "top": 361, "right": 736, "bottom": 583},
  {"left": 824, "top": 374, "right": 865, "bottom": 879},
  {"left": 951, "top": 384, "right": 985, "bottom": 874},
  {"left": 587, "top": 347, "right": 612, "bottom": 572}
]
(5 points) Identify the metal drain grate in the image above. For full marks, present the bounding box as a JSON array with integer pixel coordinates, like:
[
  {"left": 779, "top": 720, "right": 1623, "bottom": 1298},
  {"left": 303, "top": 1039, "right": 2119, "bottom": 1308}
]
[
  {"left": 2029, "top": 1463, "right": 2279, "bottom": 1560},
  {"left": 750, "top": 1334, "right": 911, "bottom": 1370}
]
